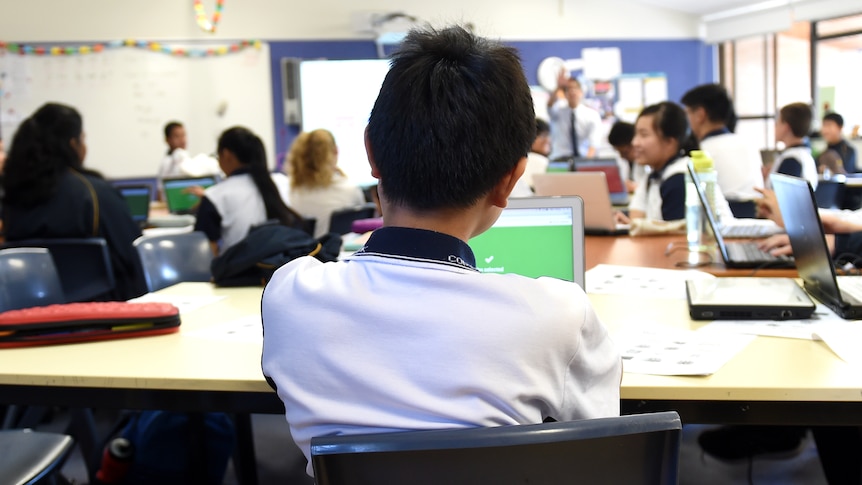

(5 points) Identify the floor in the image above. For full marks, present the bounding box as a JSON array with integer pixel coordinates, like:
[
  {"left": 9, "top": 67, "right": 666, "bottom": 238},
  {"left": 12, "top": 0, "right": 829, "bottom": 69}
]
[{"left": 46, "top": 412, "right": 829, "bottom": 485}]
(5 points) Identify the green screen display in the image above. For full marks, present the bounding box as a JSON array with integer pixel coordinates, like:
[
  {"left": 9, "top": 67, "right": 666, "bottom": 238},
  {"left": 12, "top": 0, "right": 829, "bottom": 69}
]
[
  {"left": 164, "top": 177, "right": 215, "bottom": 213},
  {"left": 469, "top": 207, "right": 574, "bottom": 281}
]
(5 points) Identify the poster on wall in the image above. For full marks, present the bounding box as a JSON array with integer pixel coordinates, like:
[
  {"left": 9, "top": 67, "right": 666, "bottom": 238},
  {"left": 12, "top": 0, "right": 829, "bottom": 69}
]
[{"left": 614, "top": 72, "right": 668, "bottom": 123}]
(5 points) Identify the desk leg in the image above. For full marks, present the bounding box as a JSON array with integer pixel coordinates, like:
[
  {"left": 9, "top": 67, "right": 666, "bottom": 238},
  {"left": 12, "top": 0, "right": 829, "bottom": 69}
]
[{"left": 234, "top": 413, "right": 259, "bottom": 485}]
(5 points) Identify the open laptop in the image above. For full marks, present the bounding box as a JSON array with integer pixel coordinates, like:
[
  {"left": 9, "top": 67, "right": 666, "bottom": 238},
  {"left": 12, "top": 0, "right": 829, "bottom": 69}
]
[
  {"left": 118, "top": 185, "right": 152, "bottom": 229},
  {"left": 546, "top": 159, "right": 574, "bottom": 172},
  {"left": 772, "top": 173, "right": 862, "bottom": 319},
  {"left": 468, "top": 196, "right": 586, "bottom": 289},
  {"left": 162, "top": 176, "right": 217, "bottom": 214},
  {"left": 532, "top": 172, "right": 628, "bottom": 236},
  {"left": 688, "top": 163, "right": 794, "bottom": 269},
  {"left": 573, "top": 158, "right": 629, "bottom": 206}
]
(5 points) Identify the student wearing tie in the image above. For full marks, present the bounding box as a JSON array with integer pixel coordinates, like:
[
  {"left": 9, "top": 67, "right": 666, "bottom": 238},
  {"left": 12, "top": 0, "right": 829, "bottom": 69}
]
[{"left": 547, "top": 72, "right": 602, "bottom": 160}]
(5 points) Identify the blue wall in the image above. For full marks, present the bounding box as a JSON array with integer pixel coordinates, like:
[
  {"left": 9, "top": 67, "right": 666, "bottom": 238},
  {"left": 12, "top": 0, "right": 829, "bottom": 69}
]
[{"left": 269, "top": 39, "right": 716, "bottom": 166}]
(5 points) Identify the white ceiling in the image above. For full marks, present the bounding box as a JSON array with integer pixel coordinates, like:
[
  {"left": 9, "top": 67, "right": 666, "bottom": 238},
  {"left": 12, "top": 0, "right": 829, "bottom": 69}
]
[{"left": 632, "top": 0, "right": 776, "bottom": 16}]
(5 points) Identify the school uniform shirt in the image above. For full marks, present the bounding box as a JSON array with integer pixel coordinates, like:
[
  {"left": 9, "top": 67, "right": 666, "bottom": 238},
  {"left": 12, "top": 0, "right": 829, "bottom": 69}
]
[
  {"left": 699, "top": 129, "right": 764, "bottom": 201},
  {"left": 767, "top": 145, "right": 818, "bottom": 190},
  {"left": 157, "top": 147, "right": 190, "bottom": 180},
  {"left": 261, "top": 227, "right": 622, "bottom": 476},
  {"left": 194, "top": 170, "right": 290, "bottom": 252},
  {"left": 827, "top": 139, "right": 858, "bottom": 174},
  {"left": 628, "top": 156, "right": 688, "bottom": 221},
  {"left": 548, "top": 101, "right": 602, "bottom": 160},
  {"left": 2, "top": 168, "right": 147, "bottom": 301},
  {"left": 287, "top": 174, "right": 365, "bottom": 238}
]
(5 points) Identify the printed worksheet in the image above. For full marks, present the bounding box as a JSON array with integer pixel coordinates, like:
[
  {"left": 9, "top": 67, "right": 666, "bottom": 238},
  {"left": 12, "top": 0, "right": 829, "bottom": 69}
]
[
  {"left": 615, "top": 327, "right": 755, "bottom": 376},
  {"left": 586, "top": 264, "right": 715, "bottom": 300}
]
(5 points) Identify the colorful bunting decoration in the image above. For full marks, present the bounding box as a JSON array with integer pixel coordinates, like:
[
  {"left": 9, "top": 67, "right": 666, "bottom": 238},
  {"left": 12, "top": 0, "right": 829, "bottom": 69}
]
[
  {"left": 0, "top": 39, "right": 261, "bottom": 57},
  {"left": 194, "top": 0, "right": 225, "bottom": 33}
]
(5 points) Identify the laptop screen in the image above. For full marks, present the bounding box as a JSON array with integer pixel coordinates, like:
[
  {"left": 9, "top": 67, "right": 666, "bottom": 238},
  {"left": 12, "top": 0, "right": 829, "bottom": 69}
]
[
  {"left": 574, "top": 159, "right": 625, "bottom": 194},
  {"left": 468, "top": 197, "right": 585, "bottom": 288},
  {"left": 771, "top": 174, "right": 843, "bottom": 304},
  {"left": 546, "top": 160, "right": 573, "bottom": 173},
  {"left": 118, "top": 186, "right": 151, "bottom": 225},
  {"left": 163, "top": 176, "right": 217, "bottom": 214}
]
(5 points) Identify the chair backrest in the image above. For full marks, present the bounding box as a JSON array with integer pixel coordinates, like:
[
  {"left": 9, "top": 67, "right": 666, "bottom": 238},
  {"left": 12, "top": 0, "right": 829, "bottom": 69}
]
[
  {"left": 133, "top": 231, "right": 213, "bottom": 292},
  {"left": 814, "top": 178, "right": 845, "bottom": 209},
  {"left": 0, "top": 248, "right": 66, "bottom": 312},
  {"left": 311, "top": 411, "right": 682, "bottom": 485},
  {"left": 328, "top": 204, "right": 377, "bottom": 235},
  {"left": 1, "top": 239, "right": 114, "bottom": 303},
  {"left": 0, "top": 429, "right": 75, "bottom": 485}
]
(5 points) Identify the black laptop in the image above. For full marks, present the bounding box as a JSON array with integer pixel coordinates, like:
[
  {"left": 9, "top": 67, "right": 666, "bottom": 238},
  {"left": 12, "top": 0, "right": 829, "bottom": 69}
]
[
  {"left": 118, "top": 185, "right": 152, "bottom": 229},
  {"left": 689, "top": 162, "right": 793, "bottom": 269},
  {"left": 771, "top": 173, "right": 862, "bottom": 319}
]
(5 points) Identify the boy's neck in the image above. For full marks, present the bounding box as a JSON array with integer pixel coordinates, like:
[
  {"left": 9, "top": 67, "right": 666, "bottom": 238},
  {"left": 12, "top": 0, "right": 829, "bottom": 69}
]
[
  {"left": 781, "top": 136, "right": 805, "bottom": 148},
  {"left": 380, "top": 202, "right": 496, "bottom": 244}
]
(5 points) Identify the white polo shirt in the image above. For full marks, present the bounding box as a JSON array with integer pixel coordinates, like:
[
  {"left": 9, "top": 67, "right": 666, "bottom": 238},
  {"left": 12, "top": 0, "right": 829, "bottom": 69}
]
[
  {"left": 261, "top": 227, "right": 622, "bottom": 476},
  {"left": 629, "top": 157, "right": 689, "bottom": 221},
  {"left": 200, "top": 171, "right": 290, "bottom": 251},
  {"left": 767, "top": 145, "right": 818, "bottom": 190},
  {"left": 699, "top": 130, "right": 764, "bottom": 201}
]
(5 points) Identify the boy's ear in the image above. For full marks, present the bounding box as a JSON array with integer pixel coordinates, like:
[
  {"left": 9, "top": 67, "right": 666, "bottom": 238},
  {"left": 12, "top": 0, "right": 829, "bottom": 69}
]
[
  {"left": 364, "top": 127, "right": 381, "bottom": 179},
  {"left": 490, "top": 157, "right": 527, "bottom": 208}
]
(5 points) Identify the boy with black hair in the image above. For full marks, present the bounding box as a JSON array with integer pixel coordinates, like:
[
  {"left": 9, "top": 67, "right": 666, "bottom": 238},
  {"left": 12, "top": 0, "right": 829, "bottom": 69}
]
[
  {"left": 157, "top": 121, "right": 190, "bottom": 181},
  {"left": 261, "top": 25, "right": 622, "bottom": 476},
  {"left": 767, "top": 102, "right": 818, "bottom": 190},
  {"left": 681, "top": 84, "right": 763, "bottom": 203},
  {"left": 820, "top": 112, "right": 857, "bottom": 174},
  {"left": 512, "top": 118, "right": 552, "bottom": 196}
]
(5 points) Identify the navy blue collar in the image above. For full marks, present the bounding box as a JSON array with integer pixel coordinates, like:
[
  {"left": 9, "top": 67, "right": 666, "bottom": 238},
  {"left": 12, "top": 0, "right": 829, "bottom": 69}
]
[
  {"left": 352, "top": 227, "right": 477, "bottom": 271},
  {"left": 702, "top": 127, "right": 730, "bottom": 141},
  {"left": 227, "top": 167, "right": 251, "bottom": 177}
]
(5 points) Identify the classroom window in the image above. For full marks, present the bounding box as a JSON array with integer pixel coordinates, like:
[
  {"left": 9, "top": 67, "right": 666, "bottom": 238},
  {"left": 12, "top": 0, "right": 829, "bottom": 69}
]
[{"left": 814, "top": 13, "right": 862, "bottom": 134}]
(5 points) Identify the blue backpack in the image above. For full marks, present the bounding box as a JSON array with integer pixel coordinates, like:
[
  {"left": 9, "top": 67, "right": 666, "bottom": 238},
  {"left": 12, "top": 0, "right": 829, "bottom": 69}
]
[{"left": 96, "top": 411, "right": 235, "bottom": 485}]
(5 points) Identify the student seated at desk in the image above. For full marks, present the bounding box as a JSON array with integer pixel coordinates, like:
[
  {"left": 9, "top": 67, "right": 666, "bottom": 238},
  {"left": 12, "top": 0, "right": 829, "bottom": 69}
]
[
  {"left": 284, "top": 129, "right": 365, "bottom": 238},
  {"left": 261, "top": 25, "right": 622, "bottom": 477},
  {"left": 511, "top": 118, "right": 552, "bottom": 197},
  {"left": 1, "top": 103, "right": 147, "bottom": 300},
  {"left": 194, "top": 126, "right": 303, "bottom": 256},
  {"left": 765, "top": 103, "right": 818, "bottom": 190}
]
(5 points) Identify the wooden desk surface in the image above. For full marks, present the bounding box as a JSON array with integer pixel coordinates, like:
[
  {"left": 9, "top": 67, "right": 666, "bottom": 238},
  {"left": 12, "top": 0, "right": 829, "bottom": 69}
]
[
  {"left": 585, "top": 234, "right": 798, "bottom": 277},
  {"left": 2, "top": 282, "right": 861, "bottom": 426}
]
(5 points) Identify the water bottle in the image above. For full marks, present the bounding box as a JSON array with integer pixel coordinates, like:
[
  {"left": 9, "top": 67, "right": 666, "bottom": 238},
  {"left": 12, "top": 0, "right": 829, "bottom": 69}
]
[
  {"left": 684, "top": 168, "right": 703, "bottom": 252},
  {"left": 686, "top": 150, "right": 718, "bottom": 251},
  {"left": 95, "top": 437, "right": 135, "bottom": 484}
]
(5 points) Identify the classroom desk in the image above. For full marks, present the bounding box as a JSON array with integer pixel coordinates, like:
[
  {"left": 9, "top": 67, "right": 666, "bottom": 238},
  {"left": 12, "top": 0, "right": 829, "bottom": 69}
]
[
  {"left": 585, "top": 234, "right": 799, "bottom": 278},
  {"left": 1, "top": 282, "right": 861, "bottom": 429}
]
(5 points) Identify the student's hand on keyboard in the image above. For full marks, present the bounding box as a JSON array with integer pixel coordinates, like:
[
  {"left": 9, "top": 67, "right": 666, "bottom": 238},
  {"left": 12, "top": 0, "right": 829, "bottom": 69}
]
[
  {"left": 614, "top": 210, "right": 631, "bottom": 225},
  {"left": 757, "top": 234, "right": 793, "bottom": 257}
]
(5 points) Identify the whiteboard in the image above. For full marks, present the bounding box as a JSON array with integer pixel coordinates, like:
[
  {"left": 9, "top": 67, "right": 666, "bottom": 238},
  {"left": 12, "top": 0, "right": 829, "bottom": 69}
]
[
  {"left": 299, "top": 59, "right": 390, "bottom": 187},
  {"left": 0, "top": 43, "right": 274, "bottom": 178}
]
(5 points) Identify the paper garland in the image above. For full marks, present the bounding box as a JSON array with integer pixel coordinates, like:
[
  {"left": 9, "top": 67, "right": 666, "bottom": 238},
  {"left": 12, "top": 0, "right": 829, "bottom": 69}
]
[
  {"left": 0, "top": 39, "right": 261, "bottom": 57},
  {"left": 194, "top": 0, "right": 225, "bottom": 34}
]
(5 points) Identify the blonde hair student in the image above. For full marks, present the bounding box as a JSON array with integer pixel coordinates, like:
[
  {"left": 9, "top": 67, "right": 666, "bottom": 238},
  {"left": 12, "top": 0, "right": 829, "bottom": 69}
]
[{"left": 285, "top": 128, "right": 365, "bottom": 237}]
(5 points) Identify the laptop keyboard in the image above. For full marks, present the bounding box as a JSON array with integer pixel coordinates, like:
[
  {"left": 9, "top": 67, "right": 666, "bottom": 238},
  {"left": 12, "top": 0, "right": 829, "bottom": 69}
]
[
  {"left": 726, "top": 242, "right": 788, "bottom": 262},
  {"left": 837, "top": 276, "right": 862, "bottom": 304},
  {"left": 720, "top": 223, "right": 782, "bottom": 239}
]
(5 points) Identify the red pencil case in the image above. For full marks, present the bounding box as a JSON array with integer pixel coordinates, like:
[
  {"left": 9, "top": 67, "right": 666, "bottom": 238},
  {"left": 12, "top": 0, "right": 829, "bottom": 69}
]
[{"left": 0, "top": 302, "right": 181, "bottom": 348}]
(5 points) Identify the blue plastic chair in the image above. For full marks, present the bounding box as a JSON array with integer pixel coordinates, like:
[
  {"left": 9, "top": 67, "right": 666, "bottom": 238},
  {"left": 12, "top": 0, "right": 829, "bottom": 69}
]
[
  {"left": 311, "top": 411, "right": 682, "bottom": 485},
  {"left": 0, "top": 247, "right": 66, "bottom": 312},
  {"left": 133, "top": 231, "right": 213, "bottom": 292}
]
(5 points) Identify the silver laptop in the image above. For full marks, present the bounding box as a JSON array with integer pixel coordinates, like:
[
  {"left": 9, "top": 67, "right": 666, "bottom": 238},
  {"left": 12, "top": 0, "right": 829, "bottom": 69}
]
[
  {"left": 686, "top": 277, "right": 815, "bottom": 320},
  {"left": 771, "top": 173, "right": 862, "bottom": 319},
  {"left": 688, "top": 162, "right": 793, "bottom": 269},
  {"left": 468, "top": 196, "right": 586, "bottom": 289},
  {"left": 532, "top": 172, "right": 628, "bottom": 236},
  {"left": 573, "top": 158, "right": 630, "bottom": 206}
]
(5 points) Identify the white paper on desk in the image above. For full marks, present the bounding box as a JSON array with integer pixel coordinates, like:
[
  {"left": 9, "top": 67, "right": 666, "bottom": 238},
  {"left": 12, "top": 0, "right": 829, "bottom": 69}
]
[
  {"left": 696, "top": 304, "right": 842, "bottom": 341},
  {"left": 586, "top": 264, "right": 715, "bottom": 299},
  {"left": 814, "top": 322, "right": 862, "bottom": 365},
  {"left": 185, "top": 315, "right": 262, "bottom": 344},
  {"left": 616, "top": 328, "right": 755, "bottom": 376},
  {"left": 128, "top": 294, "right": 225, "bottom": 314}
]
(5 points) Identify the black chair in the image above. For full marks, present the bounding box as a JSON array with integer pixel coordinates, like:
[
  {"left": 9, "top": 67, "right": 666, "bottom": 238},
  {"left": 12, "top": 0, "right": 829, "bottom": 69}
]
[
  {"left": 0, "top": 429, "right": 75, "bottom": 485},
  {"left": 311, "top": 411, "right": 682, "bottom": 485},
  {"left": 1, "top": 238, "right": 115, "bottom": 302},
  {"left": 814, "top": 178, "right": 846, "bottom": 210},
  {"left": 0, "top": 247, "right": 66, "bottom": 312},
  {"left": 328, "top": 203, "right": 377, "bottom": 235},
  {"left": 134, "top": 231, "right": 213, "bottom": 292}
]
